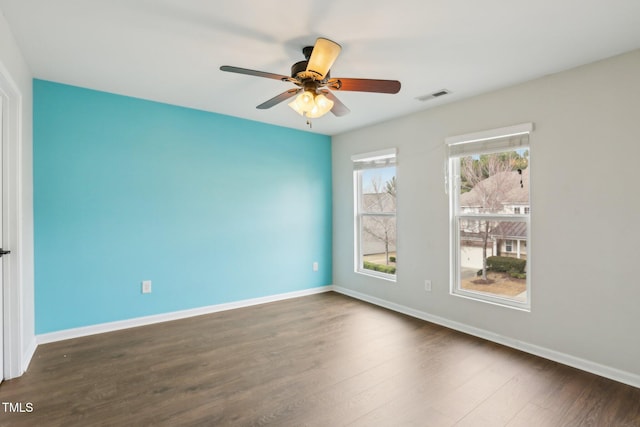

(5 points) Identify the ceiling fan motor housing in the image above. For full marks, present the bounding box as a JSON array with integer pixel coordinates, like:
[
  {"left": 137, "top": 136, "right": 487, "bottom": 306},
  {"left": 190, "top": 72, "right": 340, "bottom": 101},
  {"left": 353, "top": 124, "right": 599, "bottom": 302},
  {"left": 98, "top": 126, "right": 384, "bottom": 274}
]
[
  {"left": 303, "top": 46, "right": 315, "bottom": 59},
  {"left": 291, "top": 60, "right": 330, "bottom": 82},
  {"left": 291, "top": 60, "right": 308, "bottom": 78}
]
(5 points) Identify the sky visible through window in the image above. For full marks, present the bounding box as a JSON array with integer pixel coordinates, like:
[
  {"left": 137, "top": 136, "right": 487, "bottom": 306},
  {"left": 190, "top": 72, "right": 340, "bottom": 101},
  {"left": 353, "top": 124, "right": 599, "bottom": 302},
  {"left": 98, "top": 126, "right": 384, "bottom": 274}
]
[{"left": 362, "top": 166, "right": 395, "bottom": 193}]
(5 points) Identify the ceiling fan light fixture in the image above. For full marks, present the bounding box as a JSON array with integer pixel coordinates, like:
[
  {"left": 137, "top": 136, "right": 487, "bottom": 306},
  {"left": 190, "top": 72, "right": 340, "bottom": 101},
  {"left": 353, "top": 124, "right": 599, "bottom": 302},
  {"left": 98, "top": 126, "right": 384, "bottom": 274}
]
[
  {"left": 288, "top": 90, "right": 313, "bottom": 115},
  {"left": 288, "top": 98, "right": 304, "bottom": 116},
  {"left": 306, "top": 95, "right": 334, "bottom": 118},
  {"left": 300, "top": 90, "right": 315, "bottom": 107},
  {"left": 288, "top": 90, "right": 334, "bottom": 118},
  {"left": 314, "top": 93, "right": 334, "bottom": 113}
]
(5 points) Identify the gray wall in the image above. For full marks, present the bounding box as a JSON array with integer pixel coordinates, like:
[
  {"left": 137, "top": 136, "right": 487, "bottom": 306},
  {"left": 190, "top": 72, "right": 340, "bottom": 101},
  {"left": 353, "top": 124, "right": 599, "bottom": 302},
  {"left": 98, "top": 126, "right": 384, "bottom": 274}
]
[{"left": 332, "top": 49, "right": 640, "bottom": 382}]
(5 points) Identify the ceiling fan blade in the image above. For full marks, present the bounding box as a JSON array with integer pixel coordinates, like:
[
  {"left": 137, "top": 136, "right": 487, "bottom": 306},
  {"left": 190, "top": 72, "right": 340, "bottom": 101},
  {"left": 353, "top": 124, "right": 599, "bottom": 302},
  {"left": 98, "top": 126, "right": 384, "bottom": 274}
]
[
  {"left": 328, "top": 78, "right": 401, "bottom": 94},
  {"left": 320, "top": 90, "right": 350, "bottom": 117},
  {"left": 256, "top": 89, "right": 300, "bottom": 109},
  {"left": 306, "top": 38, "right": 342, "bottom": 80},
  {"left": 220, "top": 65, "right": 289, "bottom": 81}
]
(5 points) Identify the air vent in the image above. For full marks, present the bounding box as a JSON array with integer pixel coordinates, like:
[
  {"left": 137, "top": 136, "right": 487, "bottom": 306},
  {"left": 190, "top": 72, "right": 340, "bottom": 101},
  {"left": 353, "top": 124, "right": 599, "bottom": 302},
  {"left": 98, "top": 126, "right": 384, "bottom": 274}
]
[{"left": 416, "top": 89, "right": 451, "bottom": 102}]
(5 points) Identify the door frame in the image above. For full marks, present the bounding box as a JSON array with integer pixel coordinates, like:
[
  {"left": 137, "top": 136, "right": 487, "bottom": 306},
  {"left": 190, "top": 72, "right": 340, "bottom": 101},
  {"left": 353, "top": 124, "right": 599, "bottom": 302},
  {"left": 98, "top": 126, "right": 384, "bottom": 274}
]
[{"left": 0, "top": 62, "right": 25, "bottom": 380}]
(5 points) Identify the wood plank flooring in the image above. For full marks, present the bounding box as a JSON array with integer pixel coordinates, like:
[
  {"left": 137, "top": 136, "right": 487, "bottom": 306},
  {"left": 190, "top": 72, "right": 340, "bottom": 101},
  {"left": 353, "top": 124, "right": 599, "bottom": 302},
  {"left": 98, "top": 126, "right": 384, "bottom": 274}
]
[{"left": 1, "top": 292, "right": 638, "bottom": 426}]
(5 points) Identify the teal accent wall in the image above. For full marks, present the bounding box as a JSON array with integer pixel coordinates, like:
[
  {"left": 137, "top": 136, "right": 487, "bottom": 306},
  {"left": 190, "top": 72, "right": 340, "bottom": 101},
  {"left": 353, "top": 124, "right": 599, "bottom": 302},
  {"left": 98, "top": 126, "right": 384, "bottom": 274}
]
[{"left": 33, "top": 80, "right": 332, "bottom": 334}]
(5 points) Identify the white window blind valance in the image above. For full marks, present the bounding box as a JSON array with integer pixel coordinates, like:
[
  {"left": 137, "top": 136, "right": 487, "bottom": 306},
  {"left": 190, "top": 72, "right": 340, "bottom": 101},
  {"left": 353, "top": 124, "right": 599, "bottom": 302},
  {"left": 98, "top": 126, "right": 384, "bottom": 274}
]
[
  {"left": 352, "top": 148, "right": 397, "bottom": 170},
  {"left": 446, "top": 123, "right": 532, "bottom": 158}
]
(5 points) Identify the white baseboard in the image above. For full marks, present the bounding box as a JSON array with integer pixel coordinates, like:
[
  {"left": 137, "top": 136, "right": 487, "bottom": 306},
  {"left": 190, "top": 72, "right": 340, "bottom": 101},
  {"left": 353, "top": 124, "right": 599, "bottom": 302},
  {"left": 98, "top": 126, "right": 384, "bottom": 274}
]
[
  {"left": 37, "top": 286, "right": 334, "bottom": 345},
  {"left": 4, "top": 337, "right": 38, "bottom": 380},
  {"left": 333, "top": 285, "right": 640, "bottom": 389},
  {"left": 21, "top": 337, "right": 37, "bottom": 375}
]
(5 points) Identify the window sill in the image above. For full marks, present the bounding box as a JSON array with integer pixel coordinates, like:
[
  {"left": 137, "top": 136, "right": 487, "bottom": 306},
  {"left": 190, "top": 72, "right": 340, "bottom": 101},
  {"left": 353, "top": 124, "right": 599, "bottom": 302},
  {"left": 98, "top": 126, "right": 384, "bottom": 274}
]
[
  {"left": 451, "top": 289, "right": 530, "bottom": 312},
  {"left": 356, "top": 269, "right": 397, "bottom": 283}
]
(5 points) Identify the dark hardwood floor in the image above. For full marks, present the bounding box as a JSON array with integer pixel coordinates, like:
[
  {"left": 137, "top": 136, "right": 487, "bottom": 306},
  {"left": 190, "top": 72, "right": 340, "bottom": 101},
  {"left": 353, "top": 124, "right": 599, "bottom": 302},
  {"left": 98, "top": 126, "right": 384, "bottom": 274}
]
[{"left": 1, "top": 292, "right": 638, "bottom": 426}]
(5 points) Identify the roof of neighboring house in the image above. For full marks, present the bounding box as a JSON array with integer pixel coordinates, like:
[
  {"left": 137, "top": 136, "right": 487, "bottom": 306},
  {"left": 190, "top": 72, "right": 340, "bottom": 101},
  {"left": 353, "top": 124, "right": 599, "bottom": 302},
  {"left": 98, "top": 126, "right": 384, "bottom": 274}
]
[
  {"left": 460, "top": 221, "right": 527, "bottom": 241},
  {"left": 459, "top": 168, "right": 529, "bottom": 209},
  {"left": 492, "top": 221, "right": 527, "bottom": 239}
]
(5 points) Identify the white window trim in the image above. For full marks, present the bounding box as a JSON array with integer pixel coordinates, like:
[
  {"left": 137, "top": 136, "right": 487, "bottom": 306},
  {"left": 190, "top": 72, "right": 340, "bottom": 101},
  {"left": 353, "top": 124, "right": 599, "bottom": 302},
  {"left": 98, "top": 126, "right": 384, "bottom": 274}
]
[
  {"left": 445, "top": 122, "right": 533, "bottom": 146},
  {"left": 351, "top": 148, "right": 396, "bottom": 163},
  {"left": 447, "top": 124, "right": 532, "bottom": 311},
  {"left": 353, "top": 148, "right": 397, "bottom": 282}
]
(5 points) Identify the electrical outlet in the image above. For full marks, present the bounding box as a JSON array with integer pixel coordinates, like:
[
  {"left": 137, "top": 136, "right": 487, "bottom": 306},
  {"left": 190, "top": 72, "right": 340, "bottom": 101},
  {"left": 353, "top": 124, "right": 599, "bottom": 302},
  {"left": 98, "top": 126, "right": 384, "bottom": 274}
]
[
  {"left": 313, "top": 262, "right": 319, "bottom": 272},
  {"left": 142, "top": 280, "right": 152, "bottom": 294},
  {"left": 424, "top": 280, "right": 432, "bottom": 292}
]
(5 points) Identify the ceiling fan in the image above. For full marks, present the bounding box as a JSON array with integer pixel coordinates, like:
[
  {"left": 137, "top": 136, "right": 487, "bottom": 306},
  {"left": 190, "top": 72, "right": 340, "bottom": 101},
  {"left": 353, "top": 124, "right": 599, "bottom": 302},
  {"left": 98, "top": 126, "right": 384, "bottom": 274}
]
[{"left": 220, "top": 37, "right": 401, "bottom": 120}]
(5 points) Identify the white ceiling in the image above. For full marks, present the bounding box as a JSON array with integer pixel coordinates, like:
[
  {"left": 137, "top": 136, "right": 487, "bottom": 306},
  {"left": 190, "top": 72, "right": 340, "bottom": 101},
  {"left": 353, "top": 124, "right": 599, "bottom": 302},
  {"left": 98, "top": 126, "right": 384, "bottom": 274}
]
[{"left": 1, "top": 0, "right": 639, "bottom": 135}]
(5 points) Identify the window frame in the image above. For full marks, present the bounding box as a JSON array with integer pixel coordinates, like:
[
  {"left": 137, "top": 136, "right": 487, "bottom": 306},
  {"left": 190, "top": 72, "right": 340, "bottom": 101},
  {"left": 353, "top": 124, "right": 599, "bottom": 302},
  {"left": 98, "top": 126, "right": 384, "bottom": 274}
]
[
  {"left": 446, "top": 123, "right": 532, "bottom": 310},
  {"left": 352, "top": 148, "right": 397, "bottom": 282}
]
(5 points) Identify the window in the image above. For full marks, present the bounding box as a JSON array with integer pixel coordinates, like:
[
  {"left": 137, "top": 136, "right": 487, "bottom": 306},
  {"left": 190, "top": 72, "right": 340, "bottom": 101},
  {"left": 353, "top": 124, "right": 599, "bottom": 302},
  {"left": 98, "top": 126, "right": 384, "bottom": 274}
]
[
  {"left": 353, "top": 149, "right": 397, "bottom": 280},
  {"left": 505, "top": 239, "right": 514, "bottom": 252},
  {"left": 447, "top": 123, "right": 531, "bottom": 309}
]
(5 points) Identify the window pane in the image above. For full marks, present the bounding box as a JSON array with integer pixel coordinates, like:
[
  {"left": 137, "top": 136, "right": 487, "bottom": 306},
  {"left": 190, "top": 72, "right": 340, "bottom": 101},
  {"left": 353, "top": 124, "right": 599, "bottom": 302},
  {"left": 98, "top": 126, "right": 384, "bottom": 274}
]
[
  {"left": 459, "top": 218, "right": 527, "bottom": 302},
  {"left": 354, "top": 159, "right": 397, "bottom": 279},
  {"left": 449, "top": 128, "right": 531, "bottom": 309},
  {"left": 361, "top": 215, "right": 397, "bottom": 275},
  {"left": 361, "top": 166, "right": 396, "bottom": 213},
  {"left": 458, "top": 151, "right": 529, "bottom": 214}
]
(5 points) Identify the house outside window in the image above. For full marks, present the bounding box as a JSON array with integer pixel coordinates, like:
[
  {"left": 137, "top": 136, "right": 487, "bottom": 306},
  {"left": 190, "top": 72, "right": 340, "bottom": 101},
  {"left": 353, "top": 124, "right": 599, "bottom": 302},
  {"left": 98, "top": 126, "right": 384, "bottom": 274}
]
[
  {"left": 446, "top": 123, "right": 532, "bottom": 310},
  {"left": 352, "top": 148, "right": 397, "bottom": 281}
]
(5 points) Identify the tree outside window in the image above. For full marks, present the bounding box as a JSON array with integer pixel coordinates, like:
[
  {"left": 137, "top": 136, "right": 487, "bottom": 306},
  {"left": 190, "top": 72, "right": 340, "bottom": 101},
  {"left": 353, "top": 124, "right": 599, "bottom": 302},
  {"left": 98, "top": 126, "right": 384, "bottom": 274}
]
[{"left": 353, "top": 149, "right": 397, "bottom": 280}]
